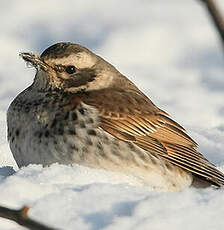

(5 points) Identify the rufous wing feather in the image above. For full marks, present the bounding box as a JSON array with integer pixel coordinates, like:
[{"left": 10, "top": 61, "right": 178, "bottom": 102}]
[{"left": 80, "top": 88, "right": 224, "bottom": 187}]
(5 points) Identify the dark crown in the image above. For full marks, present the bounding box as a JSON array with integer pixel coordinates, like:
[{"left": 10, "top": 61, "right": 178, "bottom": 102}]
[{"left": 40, "top": 42, "right": 91, "bottom": 60}]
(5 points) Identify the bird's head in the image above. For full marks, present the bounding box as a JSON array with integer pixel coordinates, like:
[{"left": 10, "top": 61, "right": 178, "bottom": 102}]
[{"left": 20, "top": 42, "right": 126, "bottom": 93}]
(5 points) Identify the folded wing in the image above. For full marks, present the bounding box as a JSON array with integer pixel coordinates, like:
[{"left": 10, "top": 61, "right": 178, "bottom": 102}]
[{"left": 81, "top": 88, "right": 224, "bottom": 187}]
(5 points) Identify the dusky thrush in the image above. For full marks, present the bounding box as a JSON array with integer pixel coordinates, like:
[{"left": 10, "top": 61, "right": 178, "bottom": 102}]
[{"left": 7, "top": 42, "right": 224, "bottom": 191}]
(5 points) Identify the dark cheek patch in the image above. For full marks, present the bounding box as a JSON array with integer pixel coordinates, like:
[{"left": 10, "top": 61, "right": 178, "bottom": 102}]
[{"left": 64, "top": 71, "right": 95, "bottom": 88}]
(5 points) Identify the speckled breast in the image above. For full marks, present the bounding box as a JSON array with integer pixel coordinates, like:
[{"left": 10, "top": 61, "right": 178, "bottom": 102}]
[
  {"left": 7, "top": 87, "right": 193, "bottom": 191},
  {"left": 7, "top": 87, "right": 106, "bottom": 167}
]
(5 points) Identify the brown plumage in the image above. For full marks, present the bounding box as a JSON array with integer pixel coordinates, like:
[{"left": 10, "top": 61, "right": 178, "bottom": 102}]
[
  {"left": 79, "top": 89, "right": 224, "bottom": 187},
  {"left": 7, "top": 42, "right": 224, "bottom": 191}
]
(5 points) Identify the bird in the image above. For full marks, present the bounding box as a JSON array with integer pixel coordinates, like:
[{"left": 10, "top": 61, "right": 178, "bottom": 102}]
[{"left": 7, "top": 42, "right": 224, "bottom": 191}]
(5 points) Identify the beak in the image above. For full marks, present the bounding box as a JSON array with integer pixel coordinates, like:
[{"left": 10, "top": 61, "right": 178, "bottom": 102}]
[{"left": 19, "top": 52, "right": 50, "bottom": 71}]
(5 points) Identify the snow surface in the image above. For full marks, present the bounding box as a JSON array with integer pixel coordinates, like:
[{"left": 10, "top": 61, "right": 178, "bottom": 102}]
[{"left": 0, "top": 0, "right": 224, "bottom": 229}]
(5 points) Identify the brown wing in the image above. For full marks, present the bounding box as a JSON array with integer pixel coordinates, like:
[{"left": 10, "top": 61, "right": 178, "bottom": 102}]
[{"left": 81, "top": 88, "right": 224, "bottom": 187}]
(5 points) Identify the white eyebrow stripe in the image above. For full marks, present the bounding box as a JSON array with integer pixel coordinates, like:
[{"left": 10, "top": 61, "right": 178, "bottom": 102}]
[{"left": 45, "top": 52, "right": 97, "bottom": 69}]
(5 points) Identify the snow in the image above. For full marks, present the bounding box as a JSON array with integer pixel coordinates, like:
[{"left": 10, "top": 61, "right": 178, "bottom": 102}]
[{"left": 0, "top": 0, "right": 224, "bottom": 229}]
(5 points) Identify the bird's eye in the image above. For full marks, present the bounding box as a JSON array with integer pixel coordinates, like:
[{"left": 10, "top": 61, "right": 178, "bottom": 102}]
[{"left": 65, "top": 65, "right": 76, "bottom": 74}]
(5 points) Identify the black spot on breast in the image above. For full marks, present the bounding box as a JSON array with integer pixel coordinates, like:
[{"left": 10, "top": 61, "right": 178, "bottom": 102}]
[
  {"left": 64, "top": 112, "right": 69, "bottom": 120},
  {"left": 87, "top": 118, "right": 94, "bottom": 124},
  {"left": 70, "top": 144, "right": 78, "bottom": 151},
  {"left": 24, "top": 106, "right": 30, "bottom": 113},
  {"left": 51, "top": 118, "right": 57, "bottom": 128},
  {"left": 79, "top": 108, "right": 85, "bottom": 115},
  {"left": 139, "top": 153, "right": 147, "bottom": 161},
  {"left": 33, "top": 102, "right": 41, "bottom": 106},
  {"left": 57, "top": 128, "right": 64, "bottom": 135},
  {"left": 87, "top": 129, "right": 97, "bottom": 136},
  {"left": 63, "top": 137, "right": 67, "bottom": 144},
  {"left": 72, "top": 112, "right": 77, "bottom": 120},
  {"left": 127, "top": 142, "right": 135, "bottom": 151},
  {"left": 68, "top": 129, "right": 76, "bottom": 135},
  {"left": 97, "top": 142, "right": 103, "bottom": 151},
  {"left": 165, "top": 162, "right": 172, "bottom": 170},
  {"left": 45, "top": 130, "right": 49, "bottom": 138},
  {"left": 45, "top": 93, "right": 51, "bottom": 97},
  {"left": 112, "top": 149, "right": 121, "bottom": 157},
  {"left": 86, "top": 137, "right": 93, "bottom": 145},
  {"left": 79, "top": 120, "right": 86, "bottom": 128},
  {"left": 15, "top": 129, "right": 20, "bottom": 137},
  {"left": 82, "top": 146, "right": 88, "bottom": 153}
]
